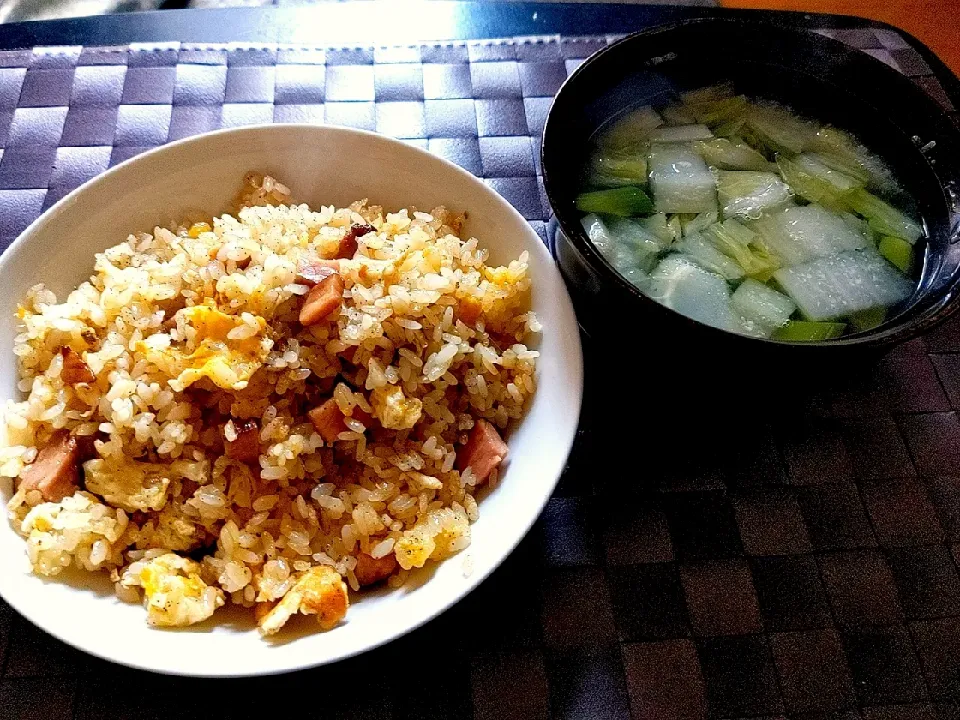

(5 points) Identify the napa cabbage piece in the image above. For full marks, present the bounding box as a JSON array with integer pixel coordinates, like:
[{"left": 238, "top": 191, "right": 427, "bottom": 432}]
[
  {"left": 599, "top": 106, "right": 663, "bottom": 150},
  {"left": 681, "top": 210, "right": 719, "bottom": 237},
  {"left": 743, "top": 103, "right": 818, "bottom": 155},
  {"left": 666, "top": 214, "right": 683, "bottom": 243},
  {"left": 640, "top": 213, "right": 680, "bottom": 245},
  {"left": 680, "top": 83, "right": 736, "bottom": 106},
  {"left": 581, "top": 214, "right": 655, "bottom": 287},
  {"left": 605, "top": 216, "right": 670, "bottom": 255},
  {"left": 650, "top": 124, "right": 714, "bottom": 143},
  {"left": 588, "top": 151, "right": 649, "bottom": 188},
  {"left": 678, "top": 85, "right": 751, "bottom": 130},
  {"left": 793, "top": 153, "right": 864, "bottom": 193},
  {"left": 703, "top": 219, "right": 781, "bottom": 280},
  {"left": 717, "top": 171, "right": 792, "bottom": 219},
  {"left": 752, "top": 204, "right": 869, "bottom": 265},
  {"left": 695, "top": 137, "right": 773, "bottom": 171},
  {"left": 845, "top": 188, "right": 923, "bottom": 243},
  {"left": 810, "top": 126, "right": 898, "bottom": 194},
  {"left": 713, "top": 117, "right": 748, "bottom": 138},
  {"left": 730, "top": 279, "right": 796, "bottom": 337},
  {"left": 773, "top": 248, "right": 913, "bottom": 321},
  {"left": 775, "top": 155, "right": 849, "bottom": 212},
  {"left": 840, "top": 211, "right": 875, "bottom": 245},
  {"left": 647, "top": 255, "right": 738, "bottom": 331},
  {"left": 648, "top": 143, "right": 718, "bottom": 214},
  {"left": 689, "top": 96, "right": 750, "bottom": 126},
  {"left": 661, "top": 104, "right": 697, "bottom": 126},
  {"left": 675, "top": 233, "right": 744, "bottom": 281}
]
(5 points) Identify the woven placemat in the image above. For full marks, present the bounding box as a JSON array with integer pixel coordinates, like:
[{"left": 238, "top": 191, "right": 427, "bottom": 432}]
[{"left": 0, "top": 27, "right": 959, "bottom": 720}]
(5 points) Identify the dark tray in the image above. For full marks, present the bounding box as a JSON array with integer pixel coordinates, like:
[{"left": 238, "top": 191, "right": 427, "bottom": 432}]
[{"left": 0, "top": 5, "right": 958, "bottom": 718}]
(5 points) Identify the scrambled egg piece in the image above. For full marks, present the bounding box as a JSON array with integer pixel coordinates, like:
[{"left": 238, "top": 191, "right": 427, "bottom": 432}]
[
  {"left": 142, "top": 506, "right": 201, "bottom": 552},
  {"left": 129, "top": 553, "right": 224, "bottom": 627},
  {"left": 371, "top": 385, "right": 422, "bottom": 430},
  {"left": 143, "top": 302, "right": 270, "bottom": 391},
  {"left": 84, "top": 457, "right": 208, "bottom": 515},
  {"left": 258, "top": 566, "right": 349, "bottom": 636},
  {"left": 395, "top": 505, "right": 470, "bottom": 571},
  {"left": 187, "top": 222, "right": 211, "bottom": 238},
  {"left": 84, "top": 458, "right": 173, "bottom": 512}
]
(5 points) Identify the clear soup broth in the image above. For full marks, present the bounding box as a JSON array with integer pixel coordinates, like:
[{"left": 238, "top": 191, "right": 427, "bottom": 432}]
[{"left": 576, "top": 84, "right": 924, "bottom": 342}]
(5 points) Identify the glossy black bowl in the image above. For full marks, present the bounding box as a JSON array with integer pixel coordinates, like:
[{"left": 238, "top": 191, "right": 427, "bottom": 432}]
[{"left": 542, "top": 17, "right": 960, "bottom": 360}]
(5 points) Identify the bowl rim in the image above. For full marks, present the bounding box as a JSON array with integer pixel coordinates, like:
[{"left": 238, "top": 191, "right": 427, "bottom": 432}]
[
  {"left": 541, "top": 16, "right": 960, "bottom": 350},
  {"left": 0, "top": 123, "right": 584, "bottom": 676}
]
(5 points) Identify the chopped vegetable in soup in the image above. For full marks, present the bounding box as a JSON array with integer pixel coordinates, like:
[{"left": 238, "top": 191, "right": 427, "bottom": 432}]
[{"left": 576, "top": 85, "right": 923, "bottom": 341}]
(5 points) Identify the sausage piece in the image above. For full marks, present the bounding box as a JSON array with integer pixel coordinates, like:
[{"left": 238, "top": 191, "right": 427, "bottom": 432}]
[
  {"left": 308, "top": 398, "right": 373, "bottom": 443},
  {"left": 336, "top": 223, "right": 375, "bottom": 260},
  {"left": 354, "top": 551, "right": 397, "bottom": 587},
  {"left": 61, "top": 347, "right": 95, "bottom": 384},
  {"left": 225, "top": 419, "right": 260, "bottom": 463},
  {"left": 456, "top": 419, "right": 508, "bottom": 484},
  {"left": 299, "top": 273, "right": 345, "bottom": 326},
  {"left": 19, "top": 430, "right": 80, "bottom": 502}
]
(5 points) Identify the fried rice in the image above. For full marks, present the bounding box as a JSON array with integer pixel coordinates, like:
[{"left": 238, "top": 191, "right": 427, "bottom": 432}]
[{"left": 0, "top": 173, "right": 539, "bottom": 636}]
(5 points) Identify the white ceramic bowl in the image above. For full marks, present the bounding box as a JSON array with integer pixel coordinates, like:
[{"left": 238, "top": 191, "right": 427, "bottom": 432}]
[{"left": 0, "top": 125, "right": 583, "bottom": 676}]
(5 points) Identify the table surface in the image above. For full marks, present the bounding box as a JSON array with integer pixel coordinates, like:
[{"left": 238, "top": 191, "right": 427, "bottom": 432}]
[{"left": 0, "top": 5, "right": 959, "bottom": 720}]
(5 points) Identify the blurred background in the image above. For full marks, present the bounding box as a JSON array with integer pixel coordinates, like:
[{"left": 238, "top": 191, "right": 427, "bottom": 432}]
[{"left": 0, "top": 0, "right": 957, "bottom": 81}]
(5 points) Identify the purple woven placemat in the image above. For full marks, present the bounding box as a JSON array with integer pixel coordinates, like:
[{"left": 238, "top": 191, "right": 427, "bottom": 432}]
[
  {"left": 0, "top": 35, "right": 613, "bottom": 250},
  {"left": 1, "top": 28, "right": 960, "bottom": 720}
]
